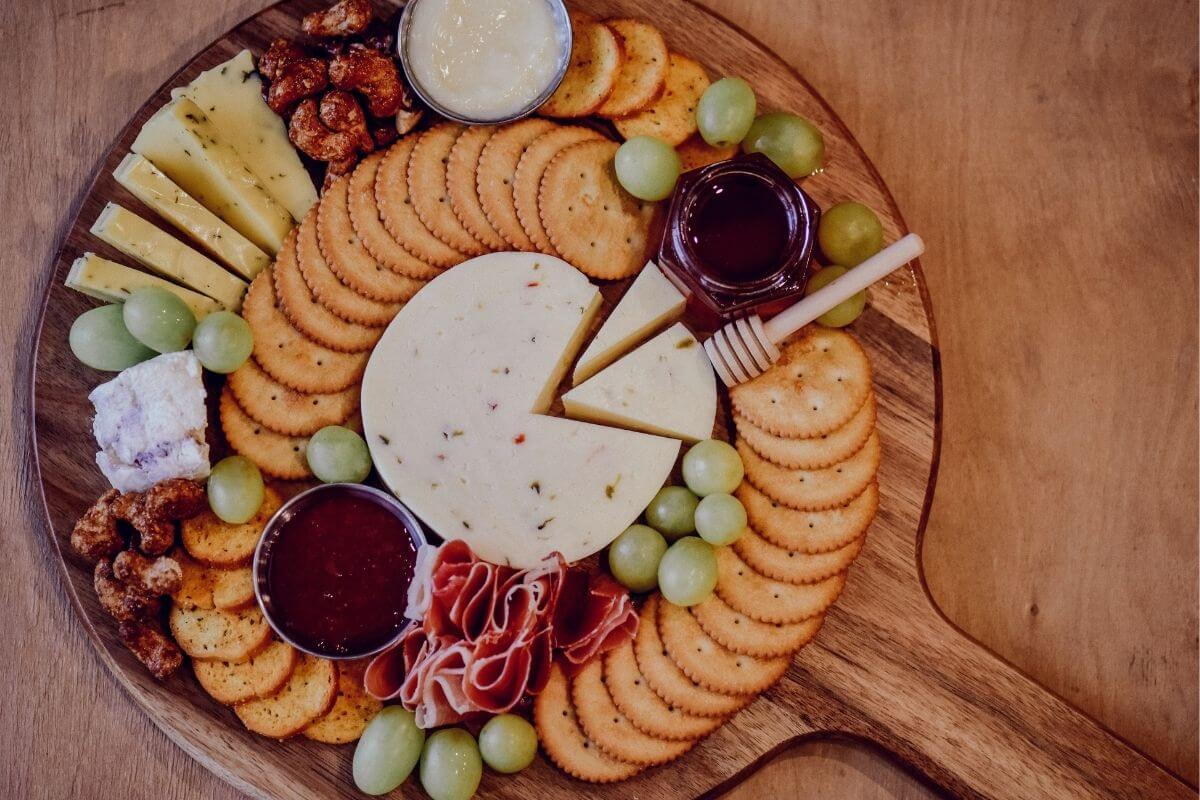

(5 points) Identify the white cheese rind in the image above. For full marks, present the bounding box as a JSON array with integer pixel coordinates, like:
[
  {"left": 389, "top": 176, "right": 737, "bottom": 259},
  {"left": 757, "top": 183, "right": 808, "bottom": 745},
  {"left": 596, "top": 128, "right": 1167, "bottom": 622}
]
[
  {"left": 67, "top": 253, "right": 222, "bottom": 320},
  {"left": 562, "top": 323, "right": 717, "bottom": 443},
  {"left": 89, "top": 351, "right": 210, "bottom": 493},
  {"left": 113, "top": 153, "right": 270, "bottom": 280},
  {"left": 362, "top": 253, "right": 680, "bottom": 568},
  {"left": 90, "top": 203, "right": 247, "bottom": 309},
  {"left": 172, "top": 50, "right": 317, "bottom": 221},
  {"left": 131, "top": 97, "right": 292, "bottom": 254},
  {"left": 572, "top": 261, "right": 685, "bottom": 384}
]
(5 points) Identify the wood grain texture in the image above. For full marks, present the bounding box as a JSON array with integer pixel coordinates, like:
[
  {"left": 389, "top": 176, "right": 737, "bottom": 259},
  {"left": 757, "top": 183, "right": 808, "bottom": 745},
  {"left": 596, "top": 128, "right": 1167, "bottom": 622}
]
[{"left": 0, "top": 2, "right": 1195, "bottom": 800}]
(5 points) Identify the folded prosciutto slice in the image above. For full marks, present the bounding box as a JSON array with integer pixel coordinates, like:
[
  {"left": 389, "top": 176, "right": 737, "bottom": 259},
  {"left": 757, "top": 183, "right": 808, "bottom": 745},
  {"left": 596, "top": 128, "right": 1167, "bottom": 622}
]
[{"left": 366, "top": 540, "right": 636, "bottom": 727}]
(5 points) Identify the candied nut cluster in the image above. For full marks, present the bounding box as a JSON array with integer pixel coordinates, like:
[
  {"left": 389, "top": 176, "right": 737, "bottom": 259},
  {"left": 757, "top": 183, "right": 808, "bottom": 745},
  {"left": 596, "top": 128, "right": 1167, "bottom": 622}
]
[
  {"left": 259, "top": 0, "right": 422, "bottom": 178},
  {"left": 70, "top": 478, "right": 207, "bottom": 679}
]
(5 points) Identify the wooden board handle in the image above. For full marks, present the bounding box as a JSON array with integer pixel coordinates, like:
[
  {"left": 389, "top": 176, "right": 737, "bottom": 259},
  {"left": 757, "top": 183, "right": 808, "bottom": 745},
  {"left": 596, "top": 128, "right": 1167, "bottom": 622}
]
[{"left": 800, "top": 593, "right": 1194, "bottom": 799}]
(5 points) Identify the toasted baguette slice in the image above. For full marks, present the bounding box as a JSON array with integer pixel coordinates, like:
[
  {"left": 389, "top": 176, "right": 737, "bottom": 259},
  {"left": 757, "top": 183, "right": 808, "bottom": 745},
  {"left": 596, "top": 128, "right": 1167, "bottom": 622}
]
[
  {"left": 235, "top": 655, "right": 338, "bottom": 739},
  {"left": 193, "top": 639, "right": 299, "bottom": 705},
  {"left": 169, "top": 605, "right": 272, "bottom": 662},
  {"left": 302, "top": 659, "right": 382, "bottom": 744},
  {"left": 180, "top": 486, "right": 282, "bottom": 567},
  {"left": 539, "top": 18, "right": 622, "bottom": 118},
  {"left": 172, "top": 549, "right": 255, "bottom": 611}
]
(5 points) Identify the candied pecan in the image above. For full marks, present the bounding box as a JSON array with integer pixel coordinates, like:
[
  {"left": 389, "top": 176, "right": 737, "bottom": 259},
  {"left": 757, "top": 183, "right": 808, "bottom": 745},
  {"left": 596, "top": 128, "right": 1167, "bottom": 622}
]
[
  {"left": 259, "top": 37, "right": 308, "bottom": 83},
  {"left": 289, "top": 98, "right": 360, "bottom": 162},
  {"left": 329, "top": 45, "right": 405, "bottom": 117},
  {"left": 140, "top": 478, "right": 206, "bottom": 521},
  {"left": 321, "top": 89, "right": 374, "bottom": 154},
  {"left": 113, "top": 550, "right": 183, "bottom": 596},
  {"left": 119, "top": 619, "right": 184, "bottom": 680},
  {"left": 94, "top": 559, "right": 159, "bottom": 623},
  {"left": 108, "top": 479, "right": 203, "bottom": 555},
  {"left": 370, "top": 120, "right": 399, "bottom": 149},
  {"left": 302, "top": 0, "right": 373, "bottom": 38},
  {"left": 267, "top": 56, "right": 329, "bottom": 115},
  {"left": 71, "top": 489, "right": 125, "bottom": 562}
]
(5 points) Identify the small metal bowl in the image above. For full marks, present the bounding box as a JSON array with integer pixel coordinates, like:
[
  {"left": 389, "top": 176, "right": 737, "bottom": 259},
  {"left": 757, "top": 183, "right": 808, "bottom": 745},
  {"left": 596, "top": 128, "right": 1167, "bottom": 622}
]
[
  {"left": 252, "top": 483, "right": 427, "bottom": 661},
  {"left": 396, "top": 0, "right": 573, "bottom": 125}
]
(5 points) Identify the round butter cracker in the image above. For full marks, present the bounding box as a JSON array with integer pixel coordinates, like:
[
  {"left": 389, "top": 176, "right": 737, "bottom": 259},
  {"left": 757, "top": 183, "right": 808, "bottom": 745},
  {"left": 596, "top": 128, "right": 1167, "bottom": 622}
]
[
  {"left": 692, "top": 594, "right": 824, "bottom": 659},
  {"left": 734, "top": 525, "right": 865, "bottom": 585},
  {"left": 534, "top": 663, "right": 643, "bottom": 784},
  {"left": 477, "top": 118, "right": 557, "bottom": 250},
  {"left": 715, "top": 546, "right": 846, "bottom": 625},
  {"left": 633, "top": 596, "right": 750, "bottom": 718},
  {"left": 347, "top": 151, "right": 442, "bottom": 280},
  {"left": 228, "top": 358, "right": 359, "bottom": 438},
  {"left": 737, "top": 481, "right": 879, "bottom": 554},
  {"left": 220, "top": 387, "right": 312, "bottom": 480},
  {"left": 604, "top": 639, "right": 724, "bottom": 741},
  {"left": 407, "top": 123, "right": 487, "bottom": 256},
  {"left": 738, "top": 431, "right": 880, "bottom": 511},
  {"left": 296, "top": 207, "right": 401, "bottom": 327},
  {"left": 571, "top": 658, "right": 694, "bottom": 766},
  {"left": 317, "top": 176, "right": 425, "bottom": 303},
  {"left": 736, "top": 393, "right": 877, "bottom": 470},
  {"left": 613, "top": 53, "right": 709, "bottom": 146},
  {"left": 375, "top": 137, "right": 466, "bottom": 268},
  {"left": 730, "top": 326, "right": 873, "bottom": 438},
  {"left": 657, "top": 597, "right": 790, "bottom": 695},
  {"left": 514, "top": 125, "right": 604, "bottom": 254},
  {"left": 446, "top": 124, "right": 508, "bottom": 250},
  {"left": 596, "top": 19, "right": 669, "bottom": 118},
  {"left": 539, "top": 139, "right": 657, "bottom": 280}
]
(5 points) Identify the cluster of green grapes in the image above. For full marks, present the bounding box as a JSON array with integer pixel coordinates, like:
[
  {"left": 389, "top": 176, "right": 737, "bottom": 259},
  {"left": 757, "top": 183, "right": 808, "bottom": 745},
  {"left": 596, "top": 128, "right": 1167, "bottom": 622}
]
[
  {"left": 353, "top": 708, "right": 538, "bottom": 799},
  {"left": 607, "top": 439, "right": 748, "bottom": 608}
]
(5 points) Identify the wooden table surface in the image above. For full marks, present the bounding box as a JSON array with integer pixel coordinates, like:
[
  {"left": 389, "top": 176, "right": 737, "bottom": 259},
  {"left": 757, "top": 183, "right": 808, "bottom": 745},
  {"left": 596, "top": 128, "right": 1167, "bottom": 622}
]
[{"left": 1, "top": 1, "right": 1195, "bottom": 797}]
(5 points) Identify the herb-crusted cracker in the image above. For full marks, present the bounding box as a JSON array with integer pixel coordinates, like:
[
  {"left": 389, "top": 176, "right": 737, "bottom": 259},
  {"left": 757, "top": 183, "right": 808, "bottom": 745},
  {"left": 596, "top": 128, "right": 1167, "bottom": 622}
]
[
  {"left": 169, "top": 604, "right": 272, "bottom": 662},
  {"left": 613, "top": 53, "right": 709, "bottom": 146},
  {"left": 193, "top": 639, "right": 299, "bottom": 705},
  {"left": 302, "top": 659, "right": 382, "bottom": 744},
  {"left": 539, "top": 18, "right": 623, "bottom": 118},
  {"left": 234, "top": 654, "right": 338, "bottom": 739},
  {"left": 596, "top": 19, "right": 669, "bottom": 118},
  {"left": 181, "top": 485, "right": 282, "bottom": 567}
]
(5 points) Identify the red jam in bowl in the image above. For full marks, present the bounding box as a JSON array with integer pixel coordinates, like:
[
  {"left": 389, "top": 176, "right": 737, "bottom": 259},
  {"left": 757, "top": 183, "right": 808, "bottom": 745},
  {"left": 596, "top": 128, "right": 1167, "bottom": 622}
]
[
  {"left": 656, "top": 152, "right": 820, "bottom": 331},
  {"left": 254, "top": 485, "right": 423, "bottom": 659}
]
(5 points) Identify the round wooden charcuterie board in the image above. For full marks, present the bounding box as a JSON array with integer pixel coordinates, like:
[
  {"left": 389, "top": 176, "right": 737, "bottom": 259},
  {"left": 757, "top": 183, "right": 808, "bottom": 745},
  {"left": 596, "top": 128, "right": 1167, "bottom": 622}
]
[{"left": 29, "top": 1, "right": 1186, "bottom": 798}]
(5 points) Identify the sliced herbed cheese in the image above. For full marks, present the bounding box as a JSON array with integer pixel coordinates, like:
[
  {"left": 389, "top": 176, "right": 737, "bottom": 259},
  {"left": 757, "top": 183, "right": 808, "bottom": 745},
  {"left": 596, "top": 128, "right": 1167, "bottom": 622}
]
[
  {"left": 90, "top": 203, "right": 247, "bottom": 310},
  {"left": 572, "top": 261, "right": 685, "bottom": 384},
  {"left": 67, "top": 252, "right": 221, "bottom": 319},
  {"left": 362, "top": 253, "right": 680, "bottom": 568},
  {"left": 563, "top": 323, "right": 717, "bottom": 443},
  {"left": 172, "top": 50, "right": 317, "bottom": 221},
  {"left": 113, "top": 154, "right": 270, "bottom": 280},
  {"left": 131, "top": 97, "right": 292, "bottom": 254}
]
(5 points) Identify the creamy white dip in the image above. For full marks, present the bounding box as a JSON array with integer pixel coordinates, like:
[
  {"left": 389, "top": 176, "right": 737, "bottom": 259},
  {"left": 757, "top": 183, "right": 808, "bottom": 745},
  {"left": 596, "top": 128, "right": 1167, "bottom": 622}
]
[{"left": 405, "top": 0, "right": 566, "bottom": 121}]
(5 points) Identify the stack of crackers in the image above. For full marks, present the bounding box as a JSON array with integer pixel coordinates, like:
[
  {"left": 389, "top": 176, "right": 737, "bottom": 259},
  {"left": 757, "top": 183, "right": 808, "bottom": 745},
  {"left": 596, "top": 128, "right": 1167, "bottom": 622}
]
[
  {"left": 534, "top": 326, "right": 878, "bottom": 782},
  {"left": 167, "top": 486, "right": 381, "bottom": 742}
]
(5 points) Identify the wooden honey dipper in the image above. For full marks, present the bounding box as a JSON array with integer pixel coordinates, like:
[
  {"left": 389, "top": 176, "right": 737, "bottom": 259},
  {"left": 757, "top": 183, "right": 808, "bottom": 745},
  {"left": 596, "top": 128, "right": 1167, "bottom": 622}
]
[{"left": 704, "top": 233, "right": 925, "bottom": 386}]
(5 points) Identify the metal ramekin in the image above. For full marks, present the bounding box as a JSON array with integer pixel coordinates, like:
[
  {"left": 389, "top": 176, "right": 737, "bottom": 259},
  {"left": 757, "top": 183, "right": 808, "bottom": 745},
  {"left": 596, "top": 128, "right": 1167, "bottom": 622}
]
[
  {"left": 396, "top": 0, "right": 573, "bottom": 125},
  {"left": 252, "top": 483, "right": 428, "bottom": 660}
]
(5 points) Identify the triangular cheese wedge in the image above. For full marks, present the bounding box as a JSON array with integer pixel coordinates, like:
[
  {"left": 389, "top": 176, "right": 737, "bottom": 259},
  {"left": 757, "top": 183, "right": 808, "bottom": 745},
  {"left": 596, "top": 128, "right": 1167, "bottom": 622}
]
[
  {"left": 572, "top": 261, "right": 685, "bottom": 384},
  {"left": 563, "top": 323, "right": 717, "bottom": 443}
]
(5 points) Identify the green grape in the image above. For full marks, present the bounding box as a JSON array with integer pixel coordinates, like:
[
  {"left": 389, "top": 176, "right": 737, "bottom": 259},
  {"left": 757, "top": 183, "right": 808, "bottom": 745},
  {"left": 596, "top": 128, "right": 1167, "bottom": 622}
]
[
  {"left": 696, "top": 77, "right": 757, "bottom": 147},
  {"left": 742, "top": 112, "right": 824, "bottom": 178},
  {"left": 681, "top": 439, "right": 744, "bottom": 496},
  {"left": 478, "top": 714, "right": 538, "bottom": 774},
  {"left": 806, "top": 266, "right": 866, "bottom": 328},
  {"left": 306, "top": 425, "right": 372, "bottom": 483},
  {"left": 207, "top": 456, "right": 265, "bottom": 524},
  {"left": 192, "top": 311, "right": 253, "bottom": 374},
  {"left": 644, "top": 486, "right": 699, "bottom": 540},
  {"left": 122, "top": 286, "right": 196, "bottom": 353},
  {"left": 607, "top": 524, "right": 668, "bottom": 592},
  {"left": 420, "top": 727, "right": 483, "bottom": 800},
  {"left": 818, "top": 201, "right": 884, "bottom": 267},
  {"left": 694, "top": 493, "right": 747, "bottom": 546},
  {"left": 614, "top": 135, "right": 682, "bottom": 201},
  {"left": 657, "top": 536, "right": 718, "bottom": 607},
  {"left": 69, "top": 304, "right": 156, "bottom": 371},
  {"left": 353, "top": 707, "right": 425, "bottom": 795}
]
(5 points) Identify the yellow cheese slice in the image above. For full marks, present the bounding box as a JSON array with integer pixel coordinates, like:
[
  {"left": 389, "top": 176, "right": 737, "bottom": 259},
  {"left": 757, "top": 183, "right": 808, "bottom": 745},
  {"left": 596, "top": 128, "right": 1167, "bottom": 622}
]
[
  {"left": 572, "top": 261, "right": 685, "bottom": 384},
  {"left": 90, "top": 203, "right": 247, "bottom": 310},
  {"left": 563, "top": 323, "right": 717, "bottom": 443},
  {"left": 113, "top": 153, "right": 270, "bottom": 280},
  {"left": 362, "top": 253, "right": 680, "bottom": 568},
  {"left": 66, "top": 253, "right": 221, "bottom": 320},
  {"left": 172, "top": 50, "right": 317, "bottom": 221},
  {"left": 131, "top": 97, "right": 292, "bottom": 254}
]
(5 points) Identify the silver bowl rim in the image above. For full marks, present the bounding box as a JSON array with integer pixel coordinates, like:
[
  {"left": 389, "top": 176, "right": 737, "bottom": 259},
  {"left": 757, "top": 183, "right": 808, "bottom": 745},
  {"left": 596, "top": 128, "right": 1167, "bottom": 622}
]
[
  {"left": 396, "top": 0, "right": 573, "bottom": 125},
  {"left": 252, "top": 482, "right": 428, "bottom": 661}
]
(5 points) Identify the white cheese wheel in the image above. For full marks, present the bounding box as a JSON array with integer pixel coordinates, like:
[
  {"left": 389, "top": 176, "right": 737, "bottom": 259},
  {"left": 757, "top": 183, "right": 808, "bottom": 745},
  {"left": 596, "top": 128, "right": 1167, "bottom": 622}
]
[{"left": 362, "top": 253, "right": 680, "bottom": 567}]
